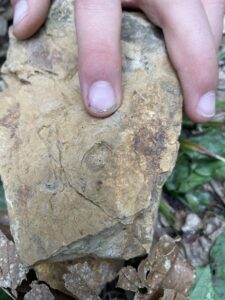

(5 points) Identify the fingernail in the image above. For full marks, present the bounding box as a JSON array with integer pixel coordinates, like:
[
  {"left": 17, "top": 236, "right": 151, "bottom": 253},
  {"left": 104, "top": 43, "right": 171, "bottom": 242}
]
[
  {"left": 197, "top": 91, "right": 216, "bottom": 118},
  {"left": 13, "top": 0, "right": 28, "bottom": 26},
  {"left": 88, "top": 81, "right": 117, "bottom": 113}
]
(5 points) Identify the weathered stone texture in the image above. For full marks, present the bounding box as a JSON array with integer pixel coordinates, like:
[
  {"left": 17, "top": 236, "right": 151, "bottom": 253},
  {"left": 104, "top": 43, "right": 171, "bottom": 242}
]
[{"left": 0, "top": 0, "right": 182, "bottom": 266}]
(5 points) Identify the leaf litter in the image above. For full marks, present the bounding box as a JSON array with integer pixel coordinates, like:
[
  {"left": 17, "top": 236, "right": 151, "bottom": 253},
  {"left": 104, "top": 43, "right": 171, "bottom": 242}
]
[{"left": 117, "top": 235, "right": 195, "bottom": 300}]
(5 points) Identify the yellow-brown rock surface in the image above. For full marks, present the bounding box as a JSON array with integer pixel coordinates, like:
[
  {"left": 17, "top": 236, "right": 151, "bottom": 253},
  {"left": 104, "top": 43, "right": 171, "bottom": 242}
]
[{"left": 0, "top": 0, "right": 182, "bottom": 266}]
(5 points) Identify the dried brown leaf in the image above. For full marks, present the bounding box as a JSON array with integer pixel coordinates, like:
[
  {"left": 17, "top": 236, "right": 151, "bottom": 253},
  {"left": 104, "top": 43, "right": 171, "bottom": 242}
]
[
  {"left": 160, "top": 289, "right": 187, "bottom": 300},
  {"left": 163, "top": 252, "right": 195, "bottom": 296},
  {"left": 0, "top": 230, "right": 28, "bottom": 297},
  {"left": 138, "top": 235, "right": 180, "bottom": 293},
  {"left": 117, "top": 266, "right": 141, "bottom": 292},
  {"left": 117, "top": 235, "right": 195, "bottom": 300},
  {"left": 24, "top": 281, "right": 55, "bottom": 300},
  {"left": 63, "top": 261, "right": 101, "bottom": 300}
]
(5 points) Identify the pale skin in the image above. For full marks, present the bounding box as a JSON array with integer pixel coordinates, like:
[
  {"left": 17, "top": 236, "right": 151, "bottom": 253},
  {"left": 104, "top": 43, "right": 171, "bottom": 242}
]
[{"left": 11, "top": 0, "right": 225, "bottom": 122}]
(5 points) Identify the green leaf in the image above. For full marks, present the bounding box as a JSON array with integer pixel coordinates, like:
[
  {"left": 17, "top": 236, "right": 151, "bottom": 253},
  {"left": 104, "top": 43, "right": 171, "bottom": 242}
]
[
  {"left": 188, "top": 129, "right": 225, "bottom": 158},
  {"left": 184, "top": 190, "right": 212, "bottom": 213},
  {"left": 165, "top": 118, "right": 225, "bottom": 212},
  {"left": 194, "top": 161, "right": 219, "bottom": 177},
  {"left": 165, "top": 154, "right": 190, "bottom": 192},
  {"left": 179, "top": 172, "right": 210, "bottom": 193},
  {"left": 166, "top": 125, "right": 225, "bottom": 208},
  {"left": 0, "top": 289, "right": 12, "bottom": 300},
  {"left": 189, "top": 266, "right": 215, "bottom": 300},
  {"left": 159, "top": 200, "right": 174, "bottom": 226},
  {"left": 210, "top": 232, "right": 225, "bottom": 300},
  {"left": 213, "top": 164, "right": 225, "bottom": 181},
  {"left": 216, "top": 100, "right": 225, "bottom": 110},
  {"left": 219, "top": 51, "right": 225, "bottom": 61}
]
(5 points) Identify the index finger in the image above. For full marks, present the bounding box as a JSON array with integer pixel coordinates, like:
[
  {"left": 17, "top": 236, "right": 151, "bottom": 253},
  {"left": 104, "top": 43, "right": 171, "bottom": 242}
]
[{"left": 75, "top": 0, "right": 122, "bottom": 117}]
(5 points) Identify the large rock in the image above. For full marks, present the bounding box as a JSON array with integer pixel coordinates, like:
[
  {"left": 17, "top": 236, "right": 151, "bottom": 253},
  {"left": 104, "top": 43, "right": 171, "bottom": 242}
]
[{"left": 0, "top": 0, "right": 182, "bottom": 266}]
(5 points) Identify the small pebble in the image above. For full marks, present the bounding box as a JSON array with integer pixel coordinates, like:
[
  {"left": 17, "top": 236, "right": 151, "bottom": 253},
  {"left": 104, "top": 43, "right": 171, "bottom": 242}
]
[{"left": 182, "top": 213, "right": 202, "bottom": 232}]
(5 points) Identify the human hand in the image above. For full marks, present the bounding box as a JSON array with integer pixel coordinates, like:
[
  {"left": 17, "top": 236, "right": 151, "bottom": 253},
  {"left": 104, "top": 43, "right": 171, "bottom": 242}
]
[{"left": 11, "top": 0, "right": 225, "bottom": 122}]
